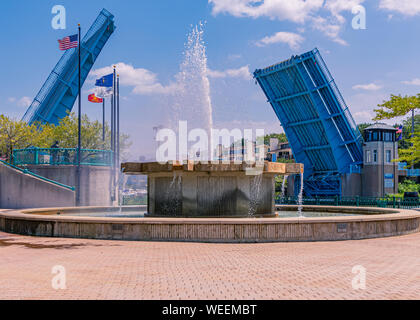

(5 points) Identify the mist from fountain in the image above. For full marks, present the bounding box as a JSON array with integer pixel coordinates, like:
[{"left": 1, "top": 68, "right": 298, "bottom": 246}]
[
  {"left": 281, "top": 175, "right": 288, "bottom": 201},
  {"left": 170, "top": 22, "right": 213, "bottom": 161},
  {"left": 297, "top": 173, "right": 304, "bottom": 217},
  {"left": 162, "top": 172, "right": 182, "bottom": 216},
  {"left": 249, "top": 173, "right": 263, "bottom": 217}
]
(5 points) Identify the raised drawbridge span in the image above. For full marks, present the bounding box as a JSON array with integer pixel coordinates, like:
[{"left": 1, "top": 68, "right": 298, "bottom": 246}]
[
  {"left": 254, "top": 48, "right": 363, "bottom": 196},
  {"left": 22, "top": 9, "right": 115, "bottom": 125}
]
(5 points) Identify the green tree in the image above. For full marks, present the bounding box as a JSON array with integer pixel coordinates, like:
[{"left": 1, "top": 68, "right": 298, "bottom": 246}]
[
  {"left": 374, "top": 94, "right": 420, "bottom": 120},
  {"left": 374, "top": 94, "right": 419, "bottom": 167},
  {"left": 0, "top": 113, "right": 131, "bottom": 164},
  {"left": 264, "top": 133, "right": 287, "bottom": 146},
  {"left": 0, "top": 115, "right": 47, "bottom": 163},
  {"left": 398, "top": 179, "right": 420, "bottom": 194},
  {"left": 394, "top": 115, "right": 420, "bottom": 150},
  {"left": 49, "top": 112, "right": 132, "bottom": 161},
  {"left": 356, "top": 122, "right": 372, "bottom": 136}
]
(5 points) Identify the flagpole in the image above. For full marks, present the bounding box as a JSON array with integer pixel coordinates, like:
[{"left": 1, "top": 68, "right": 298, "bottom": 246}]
[
  {"left": 412, "top": 109, "right": 415, "bottom": 169},
  {"left": 112, "top": 66, "right": 117, "bottom": 202},
  {"left": 76, "top": 23, "right": 82, "bottom": 206},
  {"left": 102, "top": 98, "right": 105, "bottom": 142},
  {"left": 117, "top": 75, "right": 120, "bottom": 168}
]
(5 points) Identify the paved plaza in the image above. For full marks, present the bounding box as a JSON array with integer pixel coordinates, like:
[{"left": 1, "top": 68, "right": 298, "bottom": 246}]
[{"left": 0, "top": 230, "right": 419, "bottom": 300}]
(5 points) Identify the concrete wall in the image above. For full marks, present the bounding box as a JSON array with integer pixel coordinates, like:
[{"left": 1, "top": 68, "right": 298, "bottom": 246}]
[
  {"left": 363, "top": 140, "right": 398, "bottom": 197},
  {"left": 341, "top": 173, "right": 362, "bottom": 197},
  {"left": 26, "top": 165, "right": 113, "bottom": 206},
  {"left": 148, "top": 172, "right": 275, "bottom": 217},
  {"left": 1, "top": 206, "right": 418, "bottom": 243},
  {"left": 0, "top": 162, "right": 75, "bottom": 209}
]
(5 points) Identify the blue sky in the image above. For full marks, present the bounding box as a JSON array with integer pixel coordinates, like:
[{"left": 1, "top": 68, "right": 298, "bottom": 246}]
[{"left": 1, "top": 0, "right": 420, "bottom": 159}]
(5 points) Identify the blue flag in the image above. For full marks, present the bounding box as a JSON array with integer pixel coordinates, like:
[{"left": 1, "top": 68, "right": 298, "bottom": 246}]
[
  {"left": 396, "top": 125, "right": 403, "bottom": 141},
  {"left": 95, "top": 73, "right": 113, "bottom": 87}
]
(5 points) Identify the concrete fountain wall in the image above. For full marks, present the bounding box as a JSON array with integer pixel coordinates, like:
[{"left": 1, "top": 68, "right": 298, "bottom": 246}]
[
  {"left": 0, "top": 206, "right": 419, "bottom": 242},
  {"left": 121, "top": 161, "right": 303, "bottom": 217}
]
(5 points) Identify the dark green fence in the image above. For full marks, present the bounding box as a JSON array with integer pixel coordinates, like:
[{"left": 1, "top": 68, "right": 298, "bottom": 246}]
[
  {"left": 13, "top": 148, "right": 113, "bottom": 166},
  {"left": 276, "top": 196, "right": 420, "bottom": 209}
]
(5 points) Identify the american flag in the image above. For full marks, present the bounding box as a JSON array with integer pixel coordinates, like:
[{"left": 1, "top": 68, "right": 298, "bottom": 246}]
[{"left": 58, "top": 34, "right": 78, "bottom": 51}]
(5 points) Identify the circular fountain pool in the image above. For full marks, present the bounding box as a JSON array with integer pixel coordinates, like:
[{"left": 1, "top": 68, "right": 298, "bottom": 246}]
[{"left": 0, "top": 205, "right": 419, "bottom": 243}]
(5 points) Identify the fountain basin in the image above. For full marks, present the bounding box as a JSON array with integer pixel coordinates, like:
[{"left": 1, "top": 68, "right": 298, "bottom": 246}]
[
  {"left": 0, "top": 206, "right": 419, "bottom": 242},
  {"left": 121, "top": 161, "right": 303, "bottom": 217}
]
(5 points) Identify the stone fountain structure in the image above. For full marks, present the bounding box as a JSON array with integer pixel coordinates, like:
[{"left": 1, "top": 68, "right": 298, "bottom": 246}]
[{"left": 121, "top": 161, "right": 303, "bottom": 217}]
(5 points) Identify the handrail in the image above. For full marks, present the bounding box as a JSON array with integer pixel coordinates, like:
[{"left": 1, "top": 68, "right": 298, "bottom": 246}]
[
  {"left": 275, "top": 195, "right": 420, "bottom": 209},
  {"left": 0, "top": 160, "right": 75, "bottom": 191},
  {"left": 12, "top": 148, "right": 113, "bottom": 167}
]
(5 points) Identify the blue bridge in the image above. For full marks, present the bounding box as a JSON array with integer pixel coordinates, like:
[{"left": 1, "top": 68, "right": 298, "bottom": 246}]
[
  {"left": 254, "top": 48, "right": 364, "bottom": 196},
  {"left": 22, "top": 9, "right": 115, "bottom": 125}
]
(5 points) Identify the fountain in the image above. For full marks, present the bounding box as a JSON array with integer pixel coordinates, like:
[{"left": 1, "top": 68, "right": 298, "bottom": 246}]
[
  {"left": 121, "top": 161, "right": 303, "bottom": 217},
  {"left": 1, "top": 23, "right": 418, "bottom": 243}
]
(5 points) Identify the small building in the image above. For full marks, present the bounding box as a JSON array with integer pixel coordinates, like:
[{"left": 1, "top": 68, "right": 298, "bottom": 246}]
[
  {"left": 361, "top": 123, "right": 399, "bottom": 197},
  {"left": 267, "top": 138, "right": 294, "bottom": 162}
]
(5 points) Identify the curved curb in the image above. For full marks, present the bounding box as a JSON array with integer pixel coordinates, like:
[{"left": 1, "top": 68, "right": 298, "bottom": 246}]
[{"left": 0, "top": 206, "right": 419, "bottom": 243}]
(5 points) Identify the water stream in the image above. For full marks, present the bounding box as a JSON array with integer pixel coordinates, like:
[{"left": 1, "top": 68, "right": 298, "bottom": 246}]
[
  {"left": 171, "top": 22, "right": 213, "bottom": 161},
  {"left": 297, "top": 172, "right": 304, "bottom": 217},
  {"left": 249, "top": 173, "right": 263, "bottom": 217},
  {"left": 281, "top": 175, "right": 288, "bottom": 200}
]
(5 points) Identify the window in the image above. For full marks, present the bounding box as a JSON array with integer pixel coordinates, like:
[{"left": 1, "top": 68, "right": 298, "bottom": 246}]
[
  {"left": 386, "top": 150, "right": 392, "bottom": 163},
  {"left": 373, "top": 150, "right": 377, "bottom": 163},
  {"left": 383, "top": 132, "right": 393, "bottom": 142},
  {"left": 366, "top": 150, "right": 371, "bottom": 163}
]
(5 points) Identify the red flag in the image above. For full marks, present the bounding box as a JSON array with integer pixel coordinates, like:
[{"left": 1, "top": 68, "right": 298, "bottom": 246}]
[{"left": 88, "top": 93, "right": 103, "bottom": 103}]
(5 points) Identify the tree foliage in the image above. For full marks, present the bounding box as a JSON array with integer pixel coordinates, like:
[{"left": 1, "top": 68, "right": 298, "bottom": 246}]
[
  {"left": 374, "top": 94, "right": 420, "bottom": 120},
  {"left": 373, "top": 94, "right": 420, "bottom": 167},
  {"left": 356, "top": 123, "right": 371, "bottom": 136},
  {"left": 264, "top": 133, "right": 287, "bottom": 145},
  {"left": 0, "top": 113, "right": 131, "bottom": 163}
]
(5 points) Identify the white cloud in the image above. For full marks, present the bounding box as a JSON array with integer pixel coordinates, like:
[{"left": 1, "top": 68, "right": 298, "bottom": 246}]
[
  {"left": 91, "top": 62, "right": 179, "bottom": 95},
  {"left": 311, "top": 16, "right": 348, "bottom": 46},
  {"left": 209, "top": 0, "right": 324, "bottom": 23},
  {"left": 255, "top": 31, "right": 304, "bottom": 49},
  {"left": 91, "top": 62, "right": 252, "bottom": 96},
  {"left": 352, "top": 83, "right": 383, "bottom": 91},
  {"left": 209, "top": 0, "right": 365, "bottom": 46},
  {"left": 379, "top": 0, "right": 420, "bottom": 16},
  {"left": 353, "top": 111, "right": 373, "bottom": 122},
  {"left": 14, "top": 96, "right": 32, "bottom": 107},
  {"left": 207, "top": 65, "right": 252, "bottom": 80},
  {"left": 402, "top": 78, "right": 420, "bottom": 86},
  {"left": 324, "top": 0, "right": 365, "bottom": 23}
]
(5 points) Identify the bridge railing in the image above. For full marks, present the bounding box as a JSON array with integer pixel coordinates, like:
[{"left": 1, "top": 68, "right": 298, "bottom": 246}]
[
  {"left": 13, "top": 148, "right": 113, "bottom": 167},
  {"left": 276, "top": 196, "right": 420, "bottom": 209}
]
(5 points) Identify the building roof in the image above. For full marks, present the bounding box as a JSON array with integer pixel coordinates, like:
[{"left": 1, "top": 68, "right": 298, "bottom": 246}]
[{"left": 365, "top": 123, "right": 397, "bottom": 131}]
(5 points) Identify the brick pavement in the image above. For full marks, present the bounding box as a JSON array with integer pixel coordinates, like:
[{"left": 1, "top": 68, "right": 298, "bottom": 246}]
[{"left": 0, "top": 231, "right": 419, "bottom": 299}]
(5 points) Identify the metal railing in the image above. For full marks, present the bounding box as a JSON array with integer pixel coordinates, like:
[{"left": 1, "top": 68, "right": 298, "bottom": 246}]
[
  {"left": 13, "top": 148, "right": 113, "bottom": 167},
  {"left": 121, "top": 194, "right": 147, "bottom": 206},
  {"left": 276, "top": 196, "right": 420, "bottom": 209}
]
